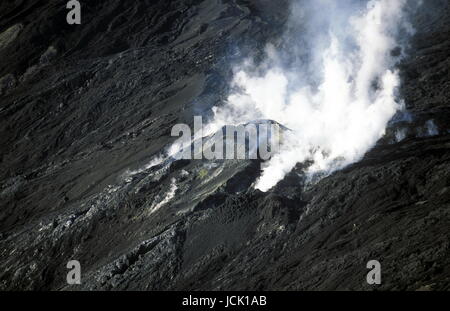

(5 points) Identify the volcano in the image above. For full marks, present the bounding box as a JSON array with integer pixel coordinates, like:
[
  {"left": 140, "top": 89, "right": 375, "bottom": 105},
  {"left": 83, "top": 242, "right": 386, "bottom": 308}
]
[{"left": 0, "top": 0, "right": 449, "bottom": 291}]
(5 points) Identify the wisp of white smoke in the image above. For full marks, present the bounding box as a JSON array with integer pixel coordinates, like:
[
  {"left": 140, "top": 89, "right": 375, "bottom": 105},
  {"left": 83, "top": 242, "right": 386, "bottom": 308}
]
[{"left": 210, "top": 0, "right": 415, "bottom": 192}]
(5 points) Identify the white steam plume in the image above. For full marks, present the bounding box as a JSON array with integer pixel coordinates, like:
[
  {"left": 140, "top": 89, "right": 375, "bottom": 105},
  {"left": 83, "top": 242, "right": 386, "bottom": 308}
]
[{"left": 210, "top": 0, "right": 415, "bottom": 192}]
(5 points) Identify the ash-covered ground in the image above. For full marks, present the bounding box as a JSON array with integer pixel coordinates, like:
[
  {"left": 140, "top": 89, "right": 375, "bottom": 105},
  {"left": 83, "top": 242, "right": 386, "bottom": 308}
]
[{"left": 0, "top": 0, "right": 449, "bottom": 290}]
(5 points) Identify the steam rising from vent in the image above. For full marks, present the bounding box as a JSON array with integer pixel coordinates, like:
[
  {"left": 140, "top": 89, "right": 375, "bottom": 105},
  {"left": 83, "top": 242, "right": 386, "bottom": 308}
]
[
  {"left": 210, "top": 0, "right": 416, "bottom": 192},
  {"left": 149, "top": 178, "right": 178, "bottom": 214}
]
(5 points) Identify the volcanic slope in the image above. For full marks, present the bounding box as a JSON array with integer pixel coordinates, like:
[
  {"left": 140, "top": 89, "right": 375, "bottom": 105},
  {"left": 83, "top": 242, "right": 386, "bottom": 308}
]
[{"left": 0, "top": 0, "right": 449, "bottom": 290}]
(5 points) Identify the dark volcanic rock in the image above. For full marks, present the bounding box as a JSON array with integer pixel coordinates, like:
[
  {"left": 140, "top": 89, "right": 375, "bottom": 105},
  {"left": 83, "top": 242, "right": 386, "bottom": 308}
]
[{"left": 0, "top": 0, "right": 449, "bottom": 291}]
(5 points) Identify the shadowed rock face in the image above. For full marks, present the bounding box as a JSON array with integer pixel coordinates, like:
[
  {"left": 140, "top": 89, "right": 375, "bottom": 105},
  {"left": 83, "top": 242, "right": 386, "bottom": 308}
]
[{"left": 0, "top": 0, "right": 449, "bottom": 291}]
